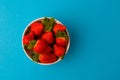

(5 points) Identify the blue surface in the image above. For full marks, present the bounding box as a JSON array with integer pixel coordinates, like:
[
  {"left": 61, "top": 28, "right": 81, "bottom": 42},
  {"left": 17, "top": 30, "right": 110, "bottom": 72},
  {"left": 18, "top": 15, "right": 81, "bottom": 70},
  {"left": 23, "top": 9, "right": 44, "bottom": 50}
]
[{"left": 0, "top": 0, "right": 120, "bottom": 80}]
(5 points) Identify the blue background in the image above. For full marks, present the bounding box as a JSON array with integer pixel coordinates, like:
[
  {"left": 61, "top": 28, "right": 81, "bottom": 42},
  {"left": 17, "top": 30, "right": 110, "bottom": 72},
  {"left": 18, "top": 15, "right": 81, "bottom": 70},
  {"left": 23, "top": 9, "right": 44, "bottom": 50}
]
[{"left": 0, "top": 0, "right": 120, "bottom": 80}]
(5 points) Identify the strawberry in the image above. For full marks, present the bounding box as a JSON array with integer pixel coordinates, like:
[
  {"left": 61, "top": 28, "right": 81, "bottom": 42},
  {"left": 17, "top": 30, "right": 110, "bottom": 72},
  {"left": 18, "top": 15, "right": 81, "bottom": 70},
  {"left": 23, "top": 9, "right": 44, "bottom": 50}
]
[
  {"left": 39, "top": 53, "right": 57, "bottom": 63},
  {"left": 30, "top": 22, "right": 44, "bottom": 35},
  {"left": 23, "top": 32, "right": 34, "bottom": 45},
  {"left": 56, "top": 37, "right": 68, "bottom": 47},
  {"left": 54, "top": 44, "right": 65, "bottom": 57},
  {"left": 53, "top": 24, "right": 66, "bottom": 33},
  {"left": 55, "top": 31, "right": 68, "bottom": 47},
  {"left": 33, "top": 39, "right": 52, "bottom": 54},
  {"left": 41, "top": 32, "right": 54, "bottom": 44}
]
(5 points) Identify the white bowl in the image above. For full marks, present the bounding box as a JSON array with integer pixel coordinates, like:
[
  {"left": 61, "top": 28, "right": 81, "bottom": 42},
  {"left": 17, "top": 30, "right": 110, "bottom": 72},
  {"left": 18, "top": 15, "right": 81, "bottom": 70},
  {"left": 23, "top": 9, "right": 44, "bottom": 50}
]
[{"left": 22, "top": 17, "right": 70, "bottom": 65}]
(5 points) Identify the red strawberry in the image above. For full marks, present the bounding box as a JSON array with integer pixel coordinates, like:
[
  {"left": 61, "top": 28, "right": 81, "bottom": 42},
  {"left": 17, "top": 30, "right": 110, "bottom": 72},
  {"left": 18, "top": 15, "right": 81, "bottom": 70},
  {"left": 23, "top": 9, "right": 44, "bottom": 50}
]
[
  {"left": 30, "top": 22, "right": 44, "bottom": 35},
  {"left": 23, "top": 32, "right": 34, "bottom": 45},
  {"left": 39, "top": 53, "right": 57, "bottom": 63},
  {"left": 56, "top": 37, "right": 68, "bottom": 47},
  {"left": 33, "top": 39, "right": 52, "bottom": 54},
  {"left": 41, "top": 32, "right": 54, "bottom": 44},
  {"left": 53, "top": 24, "right": 66, "bottom": 33},
  {"left": 54, "top": 44, "right": 65, "bottom": 57}
]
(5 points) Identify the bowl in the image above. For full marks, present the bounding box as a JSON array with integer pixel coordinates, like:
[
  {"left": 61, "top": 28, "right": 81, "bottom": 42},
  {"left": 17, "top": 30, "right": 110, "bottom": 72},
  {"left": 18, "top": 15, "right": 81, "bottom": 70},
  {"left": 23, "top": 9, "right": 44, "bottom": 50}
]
[{"left": 22, "top": 17, "right": 70, "bottom": 65}]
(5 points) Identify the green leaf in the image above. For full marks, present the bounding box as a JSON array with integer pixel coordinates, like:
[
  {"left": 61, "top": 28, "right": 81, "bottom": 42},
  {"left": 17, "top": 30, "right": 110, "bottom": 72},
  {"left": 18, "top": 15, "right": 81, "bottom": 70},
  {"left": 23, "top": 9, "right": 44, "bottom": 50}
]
[
  {"left": 27, "top": 40, "right": 36, "bottom": 49},
  {"left": 45, "top": 17, "right": 50, "bottom": 22},
  {"left": 40, "top": 19, "right": 45, "bottom": 24},
  {"left": 55, "top": 31, "right": 68, "bottom": 39},
  {"left": 49, "top": 18, "right": 55, "bottom": 26},
  {"left": 44, "top": 25, "right": 53, "bottom": 32},
  {"left": 31, "top": 52, "right": 39, "bottom": 62},
  {"left": 41, "top": 17, "right": 55, "bottom": 32}
]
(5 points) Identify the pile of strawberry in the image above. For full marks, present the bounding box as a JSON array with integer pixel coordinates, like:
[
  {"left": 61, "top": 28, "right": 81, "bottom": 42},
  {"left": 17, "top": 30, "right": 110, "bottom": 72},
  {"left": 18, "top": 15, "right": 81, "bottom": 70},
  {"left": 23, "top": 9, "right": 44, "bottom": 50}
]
[{"left": 23, "top": 17, "right": 69, "bottom": 64}]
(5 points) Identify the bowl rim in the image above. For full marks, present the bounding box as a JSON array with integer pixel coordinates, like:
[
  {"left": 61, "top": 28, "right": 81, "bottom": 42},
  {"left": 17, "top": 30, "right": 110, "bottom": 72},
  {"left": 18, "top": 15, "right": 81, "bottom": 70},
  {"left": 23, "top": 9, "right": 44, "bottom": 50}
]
[{"left": 21, "top": 17, "right": 70, "bottom": 65}]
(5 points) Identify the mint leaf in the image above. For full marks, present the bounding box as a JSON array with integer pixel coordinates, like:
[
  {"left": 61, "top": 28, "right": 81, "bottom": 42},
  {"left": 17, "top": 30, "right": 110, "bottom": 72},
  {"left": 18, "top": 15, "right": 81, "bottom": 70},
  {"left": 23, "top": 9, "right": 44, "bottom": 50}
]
[{"left": 27, "top": 40, "right": 36, "bottom": 49}]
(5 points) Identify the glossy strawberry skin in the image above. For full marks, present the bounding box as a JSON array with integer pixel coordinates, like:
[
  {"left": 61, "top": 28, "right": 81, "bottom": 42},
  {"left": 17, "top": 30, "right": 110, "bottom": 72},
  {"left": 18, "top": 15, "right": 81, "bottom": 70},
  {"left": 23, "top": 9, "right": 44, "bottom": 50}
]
[
  {"left": 56, "top": 37, "right": 68, "bottom": 47},
  {"left": 39, "top": 53, "right": 57, "bottom": 63},
  {"left": 33, "top": 39, "right": 52, "bottom": 54},
  {"left": 30, "top": 22, "right": 44, "bottom": 35},
  {"left": 23, "top": 32, "right": 34, "bottom": 45},
  {"left": 54, "top": 44, "right": 65, "bottom": 57},
  {"left": 41, "top": 32, "right": 54, "bottom": 44},
  {"left": 53, "top": 24, "right": 66, "bottom": 33}
]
